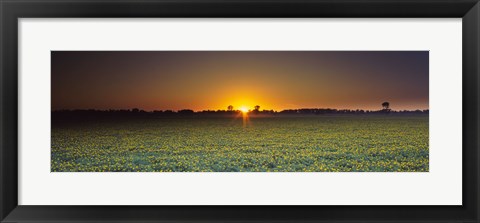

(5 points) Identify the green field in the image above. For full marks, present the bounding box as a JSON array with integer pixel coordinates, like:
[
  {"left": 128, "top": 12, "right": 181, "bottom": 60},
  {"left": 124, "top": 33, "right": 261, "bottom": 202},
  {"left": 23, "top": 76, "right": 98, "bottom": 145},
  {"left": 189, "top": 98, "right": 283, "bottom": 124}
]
[{"left": 51, "top": 115, "right": 429, "bottom": 172}]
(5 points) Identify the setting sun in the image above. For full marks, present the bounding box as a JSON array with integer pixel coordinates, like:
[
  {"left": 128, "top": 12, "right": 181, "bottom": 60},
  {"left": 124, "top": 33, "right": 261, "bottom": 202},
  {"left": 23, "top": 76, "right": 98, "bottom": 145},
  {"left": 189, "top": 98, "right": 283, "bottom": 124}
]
[{"left": 239, "top": 106, "right": 249, "bottom": 113}]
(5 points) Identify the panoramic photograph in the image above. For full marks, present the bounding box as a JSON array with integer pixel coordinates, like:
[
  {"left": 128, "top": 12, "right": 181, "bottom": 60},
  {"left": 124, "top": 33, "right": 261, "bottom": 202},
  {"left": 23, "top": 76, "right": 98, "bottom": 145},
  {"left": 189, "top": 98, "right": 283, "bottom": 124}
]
[{"left": 51, "top": 51, "right": 429, "bottom": 172}]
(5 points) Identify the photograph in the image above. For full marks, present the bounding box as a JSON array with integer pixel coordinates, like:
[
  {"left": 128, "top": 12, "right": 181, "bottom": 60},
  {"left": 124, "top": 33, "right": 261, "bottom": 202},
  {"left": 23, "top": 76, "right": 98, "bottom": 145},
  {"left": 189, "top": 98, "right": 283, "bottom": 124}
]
[{"left": 51, "top": 51, "right": 429, "bottom": 172}]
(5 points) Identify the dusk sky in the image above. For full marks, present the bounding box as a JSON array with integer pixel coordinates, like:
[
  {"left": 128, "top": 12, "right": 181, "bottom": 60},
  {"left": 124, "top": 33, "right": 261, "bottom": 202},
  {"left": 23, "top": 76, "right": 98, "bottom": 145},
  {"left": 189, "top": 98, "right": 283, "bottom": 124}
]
[{"left": 51, "top": 51, "right": 429, "bottom": 111}]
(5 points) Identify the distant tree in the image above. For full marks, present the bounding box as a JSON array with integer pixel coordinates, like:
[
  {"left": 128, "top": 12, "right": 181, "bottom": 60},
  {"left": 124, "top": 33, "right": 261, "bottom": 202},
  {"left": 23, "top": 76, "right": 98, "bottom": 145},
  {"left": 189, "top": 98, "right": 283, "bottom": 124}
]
[
  {"left": 382, "top": 102, "right": 390, "bottom": 110},
  {"left": 254, "top": 105, "right": 260, "bottom": 111},
  {"left": 227, "top": 105, "right": 234, "bottom": 111},
  {"left": 132, "top": 108, "right": 140, "bottom": 113},
  {"left": 381, "top": 102, "right": 391, "bottom": 114}
]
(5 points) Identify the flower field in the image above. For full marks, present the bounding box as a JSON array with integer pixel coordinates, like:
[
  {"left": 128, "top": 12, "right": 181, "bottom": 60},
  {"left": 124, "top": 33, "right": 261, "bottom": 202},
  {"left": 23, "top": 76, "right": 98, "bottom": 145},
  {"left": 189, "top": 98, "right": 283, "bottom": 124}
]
[{"left": 51, "top": 115, "right": 428, "bottom": 172}]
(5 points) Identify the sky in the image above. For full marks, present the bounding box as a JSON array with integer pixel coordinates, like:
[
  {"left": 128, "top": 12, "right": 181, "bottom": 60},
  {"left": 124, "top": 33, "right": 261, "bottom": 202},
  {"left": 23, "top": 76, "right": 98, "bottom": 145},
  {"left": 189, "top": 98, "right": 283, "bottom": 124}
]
[{"left": 51, "top": 51, "right": 429, "bottom": 111}]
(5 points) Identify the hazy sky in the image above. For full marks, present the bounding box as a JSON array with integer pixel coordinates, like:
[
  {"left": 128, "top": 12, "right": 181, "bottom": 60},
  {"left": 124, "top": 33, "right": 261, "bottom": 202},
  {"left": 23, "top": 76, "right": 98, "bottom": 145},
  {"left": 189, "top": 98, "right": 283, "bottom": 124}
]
[{"left": 52, "top": 51, "right": 428, "bottom": 111}]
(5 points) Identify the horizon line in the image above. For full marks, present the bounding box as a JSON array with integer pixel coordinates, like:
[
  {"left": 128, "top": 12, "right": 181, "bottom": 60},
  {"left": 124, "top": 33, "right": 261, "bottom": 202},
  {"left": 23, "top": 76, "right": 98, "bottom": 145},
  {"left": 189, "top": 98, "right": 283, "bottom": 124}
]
[{"left": 52, "top": 107, "right": 430, "bottom": 113}]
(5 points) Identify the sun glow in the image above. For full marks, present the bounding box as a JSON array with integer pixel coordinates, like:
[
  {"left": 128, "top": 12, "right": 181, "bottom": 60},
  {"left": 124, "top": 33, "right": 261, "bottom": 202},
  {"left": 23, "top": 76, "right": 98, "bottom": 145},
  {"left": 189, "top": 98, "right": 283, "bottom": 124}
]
[{"left": 239, "top": 106, "right": 249, "bottom": 113}]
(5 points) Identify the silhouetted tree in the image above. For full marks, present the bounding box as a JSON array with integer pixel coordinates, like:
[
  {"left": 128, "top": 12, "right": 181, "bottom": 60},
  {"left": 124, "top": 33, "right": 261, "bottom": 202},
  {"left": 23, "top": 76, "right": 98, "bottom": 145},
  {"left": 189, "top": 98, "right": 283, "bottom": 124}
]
[
  {"left": 382, "top": 102, "right": 390, "bottom": 110},
  {"left": 381, "top": 102, "right": 391, "bottom": 114},
  {"left": 254, "top": 105, "right": 260, "bottom": 111},
  {"left": 227, "top": 105, "right": 234, "bottom": 111}
]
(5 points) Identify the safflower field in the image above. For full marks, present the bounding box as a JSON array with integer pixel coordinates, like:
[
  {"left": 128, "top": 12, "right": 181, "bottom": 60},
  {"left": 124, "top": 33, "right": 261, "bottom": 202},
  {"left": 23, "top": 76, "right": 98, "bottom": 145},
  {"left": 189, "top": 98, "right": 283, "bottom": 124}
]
[{"left": 51, "top": 115, "right": 429, "bottom": 172}]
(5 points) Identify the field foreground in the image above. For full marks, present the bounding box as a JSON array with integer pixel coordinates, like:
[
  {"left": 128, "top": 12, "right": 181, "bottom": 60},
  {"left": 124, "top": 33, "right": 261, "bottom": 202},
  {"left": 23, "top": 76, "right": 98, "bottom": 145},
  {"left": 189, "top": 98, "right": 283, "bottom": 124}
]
[{"left": 51, "top": 115, "right": 429, "bottom": 172}]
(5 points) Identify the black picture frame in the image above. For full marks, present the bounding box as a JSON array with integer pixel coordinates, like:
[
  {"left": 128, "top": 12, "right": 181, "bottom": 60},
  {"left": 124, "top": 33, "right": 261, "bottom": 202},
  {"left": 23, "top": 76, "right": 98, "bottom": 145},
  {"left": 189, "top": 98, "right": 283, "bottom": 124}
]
[{"left": 1, "top": 0, "right": 479, "bottom": 222}]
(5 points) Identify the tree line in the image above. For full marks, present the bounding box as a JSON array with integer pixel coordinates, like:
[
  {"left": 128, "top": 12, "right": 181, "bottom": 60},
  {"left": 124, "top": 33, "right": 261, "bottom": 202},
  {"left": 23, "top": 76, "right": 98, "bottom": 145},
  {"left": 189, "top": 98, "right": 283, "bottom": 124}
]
[{"left": 52, "top": 106, "right": 428, "bottom": 119}]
